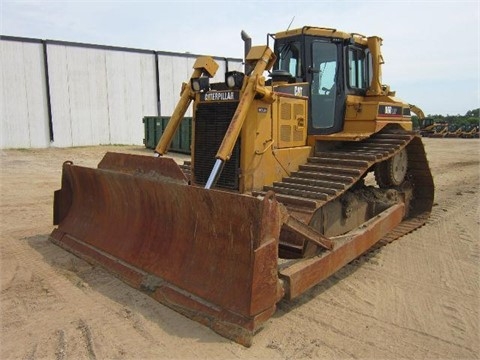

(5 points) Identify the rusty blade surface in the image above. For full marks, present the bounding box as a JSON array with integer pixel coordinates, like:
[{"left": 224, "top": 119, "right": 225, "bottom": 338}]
[
  {"left": 98, "top": 152, "right": 189, "bottom": 183},
  {"left": 51, "top": 153, "right": 283, "bottom": 346}
]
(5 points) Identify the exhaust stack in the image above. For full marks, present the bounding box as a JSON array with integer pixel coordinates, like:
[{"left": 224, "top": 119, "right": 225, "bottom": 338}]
[{"left": 241, "top": 30, "right": 252, "bottom": 74}]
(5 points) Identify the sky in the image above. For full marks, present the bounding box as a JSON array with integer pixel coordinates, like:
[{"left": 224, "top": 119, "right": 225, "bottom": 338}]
[{"left": 1, "top": 0, "right": 479, "bottom": 116}]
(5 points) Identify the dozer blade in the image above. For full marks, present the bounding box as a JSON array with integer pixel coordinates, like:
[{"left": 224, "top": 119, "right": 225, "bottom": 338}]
[{"left": 51, "top": 152, "right": 284, "bottom": 347}]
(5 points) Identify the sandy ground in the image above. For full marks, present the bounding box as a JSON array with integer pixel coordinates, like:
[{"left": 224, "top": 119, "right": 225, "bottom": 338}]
[{"left": 0, "top": 138, "right": 479, "bottom": 359}]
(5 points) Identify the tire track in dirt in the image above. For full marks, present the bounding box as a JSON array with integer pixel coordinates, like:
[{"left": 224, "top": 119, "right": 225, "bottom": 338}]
[
  {"left": 55, "top": 329, "right": 66, "bottom": 360},
  {"left": 21, "top": 321, "right": 98, "bottom": 360},
  {"left": 1, "top": 236, "right": 126, "bottom": 359},
  {"left": 77, "top": 319, "right": 97, "bottom": 360}
]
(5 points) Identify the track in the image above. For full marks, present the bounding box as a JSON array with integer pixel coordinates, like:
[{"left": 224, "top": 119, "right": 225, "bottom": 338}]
[{"left": 255, "top": 128, "right": 432, "bottom": 218}]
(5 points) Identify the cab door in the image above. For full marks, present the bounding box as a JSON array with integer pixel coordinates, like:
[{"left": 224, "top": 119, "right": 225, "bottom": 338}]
[{"left": 308, "top": 40, "right": 345, "bottom": 135}]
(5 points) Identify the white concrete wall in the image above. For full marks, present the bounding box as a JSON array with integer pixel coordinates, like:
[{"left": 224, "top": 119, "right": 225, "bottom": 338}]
[
  {"left": 47, "top": 45, "right": 157, "bottom": 147},
  {"left": 0, "top": 39, "right": 50, "bottom": 148},
  {"left": 0, "top": 36, "right": 243, "bottom": 149}
]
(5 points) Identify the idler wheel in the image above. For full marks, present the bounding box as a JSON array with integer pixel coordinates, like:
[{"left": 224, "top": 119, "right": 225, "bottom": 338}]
[{"left": 375, "top": 148, "right": 408, "bottom": 187}]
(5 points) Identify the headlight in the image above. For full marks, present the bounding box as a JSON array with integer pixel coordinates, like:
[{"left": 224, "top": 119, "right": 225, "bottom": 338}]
[
  {"left": 225, "top": 71, "right": 245, "bottom": 89},
  {"left": 226, "top": 75, "right": 236, "bottom": 88},
  {"left": 191, "top": 77, "right": 210, "bottom": 92}
]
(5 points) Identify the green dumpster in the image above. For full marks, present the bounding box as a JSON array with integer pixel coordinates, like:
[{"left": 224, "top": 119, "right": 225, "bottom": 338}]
[
  {"left": 142, "top": 116, "right": 164, "bottom": 149},
  {"left": 143, "top": 116, "right": 192, "bottom": 154}
]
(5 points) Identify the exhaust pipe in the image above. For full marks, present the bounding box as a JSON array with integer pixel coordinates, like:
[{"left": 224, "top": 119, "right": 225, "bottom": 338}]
[{"left": 241, "top": 30, "right": 252, "bottom": 74}]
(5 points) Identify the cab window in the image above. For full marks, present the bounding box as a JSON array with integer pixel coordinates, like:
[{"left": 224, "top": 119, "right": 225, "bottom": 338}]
[
  {"left": 348, "top": 47, "right": 368, "bottom": 90},
  {"left": 310, "top": 41, "right": 338, "bottom": 129},
  {"left": 276, "top": 41, "right": 303, "bottom": 78}
]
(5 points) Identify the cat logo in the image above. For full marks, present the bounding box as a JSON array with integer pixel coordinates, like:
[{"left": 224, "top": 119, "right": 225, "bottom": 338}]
[{"left": 294, "top": 86, "right": 303, "bottom": 97}]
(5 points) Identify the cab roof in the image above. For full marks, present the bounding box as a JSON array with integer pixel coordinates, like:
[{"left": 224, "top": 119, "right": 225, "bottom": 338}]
[{"left": 274, "top": 26, "right": 371, "bottom": 46}]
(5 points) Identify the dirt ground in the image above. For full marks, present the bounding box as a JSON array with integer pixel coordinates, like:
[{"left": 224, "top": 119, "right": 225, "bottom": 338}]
[{"left": 1, "top": 138, "right": 479, "bottom": 359}]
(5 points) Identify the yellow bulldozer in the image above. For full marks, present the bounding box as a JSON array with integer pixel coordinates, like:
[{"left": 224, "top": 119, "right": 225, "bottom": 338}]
[{"left": 51, "top": 26, "right": 434, "bottom": 346}]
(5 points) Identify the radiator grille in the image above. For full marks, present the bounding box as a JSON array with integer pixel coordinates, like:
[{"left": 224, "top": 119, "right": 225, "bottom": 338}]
[
  {"left": 194, "top": 101, "right": 240, "bottom": 190},
  {"left": 293, "top": 128, "right": 303, "bottom": 142},
  {"left": 277, "top": 96, "right": 307, "bottom": 148},
  {"left": 280, "top": 125, "right": 291, "bottom": 142},
  {"left": 294, "top": 103, "right": 304, "bottom": 117},
  {"left": 281, "top": 103, "right": 292, "bottom": 120}
]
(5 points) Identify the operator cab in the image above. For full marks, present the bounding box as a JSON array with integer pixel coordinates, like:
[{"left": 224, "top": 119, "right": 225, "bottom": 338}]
[{"left": 272, "top": 28, "right": 374, "bottom": 135}]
